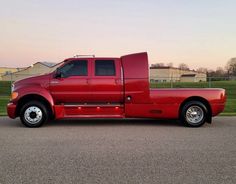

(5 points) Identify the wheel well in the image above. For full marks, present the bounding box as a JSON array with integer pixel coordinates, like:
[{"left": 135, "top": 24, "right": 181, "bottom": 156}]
[
  {"left": 16, "top": 94, "right": 54, "bottom": 119},
  {"left": 179, "top": 96, "right": 212, "bottom": 123}
]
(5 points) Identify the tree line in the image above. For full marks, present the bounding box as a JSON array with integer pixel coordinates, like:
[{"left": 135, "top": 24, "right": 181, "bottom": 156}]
[{"left": 151, "top": 58, "right": 236, "bottom": 78}]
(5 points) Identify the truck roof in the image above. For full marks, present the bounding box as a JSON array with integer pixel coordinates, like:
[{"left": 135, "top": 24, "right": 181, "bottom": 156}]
[{"left": 64, "top": 57, "right": 119, "bottom": 62}]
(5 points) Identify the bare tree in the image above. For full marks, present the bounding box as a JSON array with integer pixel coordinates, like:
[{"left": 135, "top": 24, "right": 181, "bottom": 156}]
[
  {"left": 166, "top": 62, "right": 173, "bottom": 67},
  {"left": 151, "top": 63, "right": 165, "bottom": 67},
  {"left": 178, "top": 63, "right": 189, "bottom": 70},
  {"left": 226, "top": 58, "right": 236, "bottom": 76},
  {"left": 207, "top": 67, "right": 227, "bottom": 79},
  {"left": 197, "top": 67, "right": 208, "bottom": 73},
  {"left": 215, "top": 67, "right": 226, "bottom": 77}
]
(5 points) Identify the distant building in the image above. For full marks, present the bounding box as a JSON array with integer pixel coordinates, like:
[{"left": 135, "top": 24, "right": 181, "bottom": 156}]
[
  {"left": 150, "top": 66, "right": 207, "bottom": 82},
  {"left": 1, "top": 62, "right": 60, "bottom": 81},
  {"left": 0, "top": 67, "right": 25, "bottom": 80}
]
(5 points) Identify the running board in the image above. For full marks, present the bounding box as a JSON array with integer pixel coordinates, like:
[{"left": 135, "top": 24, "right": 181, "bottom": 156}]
[
  {"left": 63, "top": 114, "right": 124, "bottom": 119},
  {"left": 63, "top": 103, "right": 123, "bottom": 108},
  {"left": 54, "top": 104, "right": 124, "bottom": 119}
]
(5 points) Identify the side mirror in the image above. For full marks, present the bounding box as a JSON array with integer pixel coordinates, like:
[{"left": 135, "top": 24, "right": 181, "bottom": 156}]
[{"left": 55, "top": 69, "right": 62, "bottom": 78}]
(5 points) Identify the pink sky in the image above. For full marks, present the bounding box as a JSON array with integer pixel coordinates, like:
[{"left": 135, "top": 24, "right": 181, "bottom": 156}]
[{"left": 0, "top": 0, "right": 236, "bottom": 70}]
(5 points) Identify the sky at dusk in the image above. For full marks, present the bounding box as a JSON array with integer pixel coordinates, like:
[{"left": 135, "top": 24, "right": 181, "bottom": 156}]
[{"left": 0, "top": 0, "right": 236, "bottom": 70}]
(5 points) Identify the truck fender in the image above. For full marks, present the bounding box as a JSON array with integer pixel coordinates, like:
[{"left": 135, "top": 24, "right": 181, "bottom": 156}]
[{"left": 16, "top": 86, "right": 55, "bottom": 115}]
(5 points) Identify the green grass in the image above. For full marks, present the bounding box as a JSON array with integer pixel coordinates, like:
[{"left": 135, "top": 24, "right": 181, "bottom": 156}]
[
  {"left": 224, "top": 99, "right": 236, "bottom": 113},
  {"left": 220, "top": 112, "right": 236, "bottom": 116},
  {"left": 0, "top": 80, "right": 235, "bottom": 116},
  {"left": 0, "top": 81, "right": 11, "bottom": 115},
  {"left": 0, "top": 81, "right": 11, "bottom": 96},
  {"left": 0, "top": 96, "right": 9, "bottom": 116}
]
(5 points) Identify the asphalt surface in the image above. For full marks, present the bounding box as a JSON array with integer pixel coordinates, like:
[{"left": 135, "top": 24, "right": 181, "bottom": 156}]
[{"left": 0, "top": 117, "right": 235, "bottom": 184}]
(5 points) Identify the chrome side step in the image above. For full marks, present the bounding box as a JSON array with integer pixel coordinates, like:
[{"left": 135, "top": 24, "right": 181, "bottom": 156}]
[{"left": 62, "top": 103, "right": 123, "bottom": 107}]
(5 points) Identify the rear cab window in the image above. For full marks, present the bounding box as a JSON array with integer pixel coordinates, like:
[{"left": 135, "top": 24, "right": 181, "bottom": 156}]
[
  {"left": 95, "top": 60, "right": 116, "bottom": 76},
  {"left": 91, "top": 58, "right": 121, "bottom": 78}
]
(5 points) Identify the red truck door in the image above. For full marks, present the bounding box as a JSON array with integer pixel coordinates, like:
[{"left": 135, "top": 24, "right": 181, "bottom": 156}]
[
  {"left": 89, "top": 59, "right": 124, "bottom": 104},
  {"left": 49, "top": 59, "right": 91, "bottom": 104}
]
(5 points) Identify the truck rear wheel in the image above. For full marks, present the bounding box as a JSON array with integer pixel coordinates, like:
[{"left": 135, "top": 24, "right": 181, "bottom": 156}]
[
  {"left": 180, "top": 101, "right": 207, "bottom": 127},
  {"left": 20, "top": 101, "right": 48, "bottom": 127}
]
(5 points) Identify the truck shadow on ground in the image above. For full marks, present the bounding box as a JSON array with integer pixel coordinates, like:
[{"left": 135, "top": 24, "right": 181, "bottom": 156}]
[{"left": 43, "top": 118, "right": 183, "bottom": 127}]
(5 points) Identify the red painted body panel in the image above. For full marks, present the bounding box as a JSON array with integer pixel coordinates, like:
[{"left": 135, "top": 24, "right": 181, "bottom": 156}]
[
  {"left": 7, "top": 52, "right": 226, "bottom": 121},
  {"left": 121, "top": 53, "right": 151, "bottom": 105},
  {"left": 54, "top": 105, "right": 124, "bottom": 119},
  {"left": 150, "top": 88, "right": 226, "bottom": 118},
  {"left": 124, "top": 89, "right": 226, "bottom": 119},
  {"left": 10, "top": 73, "right": 55, "bottom": 111},
  {"left": 49, "top": 59, "right": 92, "bottom": 103},
  {"left": 90, "top": 58, "right": 123, "bottom": 103}
]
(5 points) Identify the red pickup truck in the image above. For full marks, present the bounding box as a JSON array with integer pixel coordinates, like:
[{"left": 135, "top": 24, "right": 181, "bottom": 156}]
[{"left": 7, "top": 52, "right": 226, "bottom": 127}]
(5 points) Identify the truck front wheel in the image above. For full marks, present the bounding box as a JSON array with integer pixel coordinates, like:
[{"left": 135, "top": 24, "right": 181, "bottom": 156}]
[
  {"left": 180, "top": 101, "right": 207, "bottom": 127},
  {"left": 20, "top": 101, "right": 48, "bottom": 127}
]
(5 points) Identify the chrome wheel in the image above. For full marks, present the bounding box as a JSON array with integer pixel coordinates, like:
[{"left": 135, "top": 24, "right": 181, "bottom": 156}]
[
  {"left": 24, "top": 106, "right": 43, "bottom": 124},
  {"left": 185, "top": 106, "right": 204, "bottom": 124}
]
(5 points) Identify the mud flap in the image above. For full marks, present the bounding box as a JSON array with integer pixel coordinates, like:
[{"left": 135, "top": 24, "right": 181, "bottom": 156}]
[{"left": 207, "top": 116, "right": 212, "bottom": 124}]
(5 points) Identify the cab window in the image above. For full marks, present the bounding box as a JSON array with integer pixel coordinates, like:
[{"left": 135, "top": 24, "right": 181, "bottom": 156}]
[
  {"left": 95, "top": 60, "right": 115, "bottom": 76},
  {"left": 59, "top": 60, "right": 87, "bottom": 77}
]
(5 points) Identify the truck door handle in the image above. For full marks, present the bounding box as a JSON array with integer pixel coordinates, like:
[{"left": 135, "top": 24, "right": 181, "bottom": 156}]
[
  {"left": 127, "top": 96, "right": 132, "bottom": 101},
  {"left": 86, "top": 79, "right": 89, "bottom": 84},
  {"left": 50, "top": 80, "right": 59, "bottom": 84},
  {"left": 115, "top": 79, "right": 119, "bottom": 84}
]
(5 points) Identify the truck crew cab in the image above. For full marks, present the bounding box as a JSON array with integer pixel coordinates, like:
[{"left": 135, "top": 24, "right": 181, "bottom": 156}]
[{"left": 7, "top": 52, "right": 226, "bottom": 127}]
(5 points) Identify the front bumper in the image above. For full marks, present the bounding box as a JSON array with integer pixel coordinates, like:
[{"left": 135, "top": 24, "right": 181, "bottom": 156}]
[{"left": 7, "top": 103, "right": 17, "bottom": 119}]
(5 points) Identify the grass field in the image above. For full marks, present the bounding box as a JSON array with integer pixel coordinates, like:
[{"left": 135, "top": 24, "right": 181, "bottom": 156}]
[
  {"left": 0, "top": 81, "right": 11, "bottom": 96},
  {"left": 0, "top": 96, "right": 9, "bottom": 116},
  {"left": 0, "top": 81, "right": 235, "bottom": 116}
]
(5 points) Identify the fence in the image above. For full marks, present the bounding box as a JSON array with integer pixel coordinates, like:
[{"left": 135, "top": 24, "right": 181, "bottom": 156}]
[
  {"left": 0, "top": 72, "right": 236, "bottom": 95},
  {"left": 150, "top": 76, "right": 236, "bottom": 88},
  {"left": 0, "top": 73, "right": 40, "bottom": 84},
  {"left": 0, "top": 72, "right": 236, "bottom": 84},
  {"left": 0, "top": 73, "right": 235, "bottom": 114}
]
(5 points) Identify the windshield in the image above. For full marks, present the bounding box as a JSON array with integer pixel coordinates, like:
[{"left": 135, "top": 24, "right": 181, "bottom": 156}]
[{"left": 51, "top": 62, "right": 64, "bottom": 73}]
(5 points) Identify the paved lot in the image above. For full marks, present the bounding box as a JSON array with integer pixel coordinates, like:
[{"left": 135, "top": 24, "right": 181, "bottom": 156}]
[{"left": 0, "top": 117, "right": 235, "bottom": 184}]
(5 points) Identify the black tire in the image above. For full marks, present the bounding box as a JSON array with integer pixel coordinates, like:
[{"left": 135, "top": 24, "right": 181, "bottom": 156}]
[
  {"left": 180, "top": 101, "right": 208, "bottom": 127},
  {"left": 20, "top": 101, "right": 48, "bottom": 127}
]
